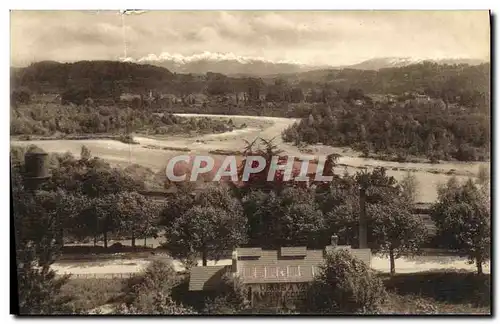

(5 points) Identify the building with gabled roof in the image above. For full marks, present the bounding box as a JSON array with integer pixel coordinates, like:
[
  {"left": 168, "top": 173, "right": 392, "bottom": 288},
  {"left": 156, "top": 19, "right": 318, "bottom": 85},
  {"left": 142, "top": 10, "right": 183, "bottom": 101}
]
[{"left": 188, "top": 236, "right": 372, "bottom": 308}]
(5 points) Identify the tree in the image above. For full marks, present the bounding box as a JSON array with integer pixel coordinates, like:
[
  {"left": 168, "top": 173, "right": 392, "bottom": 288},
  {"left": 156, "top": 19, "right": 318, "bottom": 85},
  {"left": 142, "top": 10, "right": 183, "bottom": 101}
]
[
  {"left": 16, "top": 250, "right": 72, "bottom": 314},
  {"left": 369, "top": 201, "right": 428, "bottom": 275},
  {"left": 115, "top": 192, "right": 160, "bottom": 247},
  {"left": 400, "top": 171, "right": 420, "bottom": 204},
  {"left": 78, "top": 195, "right": 122, "bottom": 248},
  {"left": 431, "top": 178, "right": 490, "bottom": 274},
  {"left": 81, "top": 167, "right": 145, "bottom": 198},
  {"left": 12, "top": 174, "right": 73, "bottom": 314},
  {"left": 318, "top": 173, "right": 360, "bottom": 246},
  {"left": 162, "top": 185, "right": 248, "bottom": 266},
  {"left": 303, "top": 249, "right": 387, "bottom": 314},
  {"left": 242, "top": 187, "right": 325, "bottom": 248},
  {"left": 235, "top": 137, "right": 288, "bottom": 193}
]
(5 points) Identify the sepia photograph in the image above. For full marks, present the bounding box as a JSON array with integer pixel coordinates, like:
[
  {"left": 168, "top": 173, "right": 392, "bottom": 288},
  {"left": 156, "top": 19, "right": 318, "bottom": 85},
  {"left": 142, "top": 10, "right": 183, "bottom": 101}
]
[{"left": 9, "top": 9, "right": 491, "bottom": 315}]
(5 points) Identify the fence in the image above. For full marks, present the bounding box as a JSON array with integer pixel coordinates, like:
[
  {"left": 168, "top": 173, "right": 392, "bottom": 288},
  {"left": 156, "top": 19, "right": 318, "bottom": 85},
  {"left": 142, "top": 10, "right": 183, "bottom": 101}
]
[{"left": 59, "top": 272, "right": 137, "bottom": 279}]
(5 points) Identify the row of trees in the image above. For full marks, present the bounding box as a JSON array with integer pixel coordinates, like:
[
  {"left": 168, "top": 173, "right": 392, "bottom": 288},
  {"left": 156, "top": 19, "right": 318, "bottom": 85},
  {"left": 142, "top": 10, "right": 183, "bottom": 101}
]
[
  {"left": 282, "top": 99, "right": 490, "bottom": 162},
  {"left": 12, "top": 141, "right": 491, "bottom": 273},
  {"left": 12, "top": 140, "right": 490, "bottom": 314}
]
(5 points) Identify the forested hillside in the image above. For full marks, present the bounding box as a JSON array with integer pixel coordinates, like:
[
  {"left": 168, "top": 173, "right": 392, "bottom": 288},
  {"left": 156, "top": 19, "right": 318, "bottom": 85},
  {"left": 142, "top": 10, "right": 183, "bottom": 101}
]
[
  {"left": 10, "top": 60, "right": 490, "bottom": 161},
  {"left": 12, "top": 60, "right": 490, "bottom": 108}
]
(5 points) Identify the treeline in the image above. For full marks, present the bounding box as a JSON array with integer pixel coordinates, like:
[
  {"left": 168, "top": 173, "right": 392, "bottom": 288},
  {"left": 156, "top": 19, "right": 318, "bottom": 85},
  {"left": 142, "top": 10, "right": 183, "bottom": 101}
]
[
  {"left": 283, "top": 62, "right": 489, "bottom": 100},
  {"left": 11, "top": 102, "right": 240, "bottom": 137},
  {"left": 282, "top": 98, "right": 490, "bottom": 162},
  {"left": 11, "top": 60, "right": 489, "bottom": 114}
]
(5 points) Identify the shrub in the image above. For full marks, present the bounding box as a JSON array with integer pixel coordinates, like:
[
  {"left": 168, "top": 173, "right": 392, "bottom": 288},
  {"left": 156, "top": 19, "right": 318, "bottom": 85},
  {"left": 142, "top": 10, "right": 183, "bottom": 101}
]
[
  {"left": 116, "top": 259, "right": 196, "bottom": 314},
  {"left": 120, "top": 260, "right": 179, "bottom": 306},
  {"left": 302, "top": 249, "right": 387, "bottom": 314},
  {"left": 202, "top": 273, "right": 248, "bottom": 314}
]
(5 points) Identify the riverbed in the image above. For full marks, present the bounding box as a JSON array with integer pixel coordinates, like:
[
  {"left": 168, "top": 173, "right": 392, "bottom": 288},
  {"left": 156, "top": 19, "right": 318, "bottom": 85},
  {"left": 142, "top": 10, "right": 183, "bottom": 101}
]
[{"left": 10, "top": 113, "right": 489, "bottom": 202}]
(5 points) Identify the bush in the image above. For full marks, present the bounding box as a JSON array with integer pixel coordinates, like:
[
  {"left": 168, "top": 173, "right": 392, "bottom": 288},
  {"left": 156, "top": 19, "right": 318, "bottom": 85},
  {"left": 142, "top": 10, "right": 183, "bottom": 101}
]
[
  {"left": 302, "top": 249, "right": 387, "bottom": 314},
  {"left": 11, "top": 88, "right": 31, "bottom": 106},
  {"left": 120, "top": 260, "right": 179, "bottom": 306},
  {"left": 116, "top": 259, "right": 197, "bottom": 314},
  {"left": 202, "top": 274, "right": 248, "bottom": 314}
]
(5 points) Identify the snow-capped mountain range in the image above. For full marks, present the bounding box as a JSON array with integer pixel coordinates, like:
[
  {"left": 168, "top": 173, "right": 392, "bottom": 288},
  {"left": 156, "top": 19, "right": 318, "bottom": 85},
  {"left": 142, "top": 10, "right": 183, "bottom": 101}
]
[
  {"left": 342, "top": 57, "right": 486, "bottom": 71},
  {"left": 121, "top": 52, "right": 487, "bottom": 76}
]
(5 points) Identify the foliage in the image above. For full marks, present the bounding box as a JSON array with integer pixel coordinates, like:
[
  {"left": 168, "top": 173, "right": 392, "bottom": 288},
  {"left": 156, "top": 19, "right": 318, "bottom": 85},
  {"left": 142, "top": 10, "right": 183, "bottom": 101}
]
[
  {"left": 302, "top": 249, "right": 387, "bottom": 314},
  {"left": 11, "top": 88, "right": 31, "bottom": 107},
  {"left": 114, "top": 292, "right": 197, "bottom": 315},
  {"left": 400, "top": 171, "right": 420, "bottom": 204},
  {"left": 202, "top": 274, "right": 248, "bottom": 314},
  {"left": 235, "top": 137, "right": 287, "bottom": 192},
  {"left": 12, "top": 166, "right": 74, "bottom": 314},
  {"left": 162, "top": 185, "right": 248, "bottom": 266},
  {"left": 431, "top": 178, "right": 491, "bottom": 274},
  {"left": 382, "top": 270, "right": 490, "bottom": 308},
  {"left": 11, "top": 102, "right": 239, "bottom": 137},
  {"left": 369, "top": 200, "right": 428, "bottom": 274},
  {"left": 61, "top": 278, "right": 122, "bottom": 313},
  {"left": 115, "top": 260, "right": 196, "bottom": 314},
  {"left": 282, "top": 98, "right": 489, "bottom": 162},
  {"left": 114, "top": 260, "right": 195, "bottom": 315},
  {"left": 120, "top": 260, "right": 179, "bottom": 305},
  {"left": 242, "top": 186, "right": 325, "bottom": 248},
  {"left": 114, "top": 192, "right": 161, "bottom": 247}
]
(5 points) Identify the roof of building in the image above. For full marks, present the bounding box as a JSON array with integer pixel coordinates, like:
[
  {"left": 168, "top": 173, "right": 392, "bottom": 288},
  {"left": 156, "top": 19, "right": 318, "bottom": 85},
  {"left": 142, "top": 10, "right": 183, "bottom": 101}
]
[
  {"left": 236, "top": 247, "right": 263, "bottom": 257},
  {"left": 189, "top": 246, "right": 372, "bottom": 291},
  {"left": 188, "top": 265, "right": 231, "bottom": 291},
  {"left": 280, "top": 246, "right": 307, "bottom": 257}
]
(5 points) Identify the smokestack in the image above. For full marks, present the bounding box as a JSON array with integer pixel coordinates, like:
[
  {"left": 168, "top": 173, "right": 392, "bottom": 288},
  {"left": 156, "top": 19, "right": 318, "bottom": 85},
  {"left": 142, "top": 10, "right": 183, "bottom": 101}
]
[{"left": 359, "top": 186, "right": 368, "bottom": 249}]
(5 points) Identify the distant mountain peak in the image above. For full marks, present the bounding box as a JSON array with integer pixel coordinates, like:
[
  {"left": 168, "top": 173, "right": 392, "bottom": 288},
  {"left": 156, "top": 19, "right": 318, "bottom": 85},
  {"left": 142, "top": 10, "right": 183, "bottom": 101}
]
[
  {"left": 118, "top": 52, "right": 486, "bottom": 76},
  {"left": 345, "top": 57, "right": 486, "bottom": 71},
  {"left": 120, "top": 51, "right": 319, "bottom": 76},
  {"left": 122, "top": 51, "right": 307, "bottom": 66}
]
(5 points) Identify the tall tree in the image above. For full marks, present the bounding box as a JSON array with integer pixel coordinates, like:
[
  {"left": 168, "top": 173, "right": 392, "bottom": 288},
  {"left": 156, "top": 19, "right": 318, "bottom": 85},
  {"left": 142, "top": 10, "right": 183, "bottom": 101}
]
[
  {"left": 369, "top": 200, "right": 428, "bottom": 275},
  {"left": 162, "top": 185, "right": 247, "bottom": 266},
  {"left": 12, "top": 170, "right": 73, "bottom": 314},
  {"left": 242, "top": 187, "right": 325, "bottom": 248},
  {"left": 431, "top": 178, "right": 490, "bottom": 274}
]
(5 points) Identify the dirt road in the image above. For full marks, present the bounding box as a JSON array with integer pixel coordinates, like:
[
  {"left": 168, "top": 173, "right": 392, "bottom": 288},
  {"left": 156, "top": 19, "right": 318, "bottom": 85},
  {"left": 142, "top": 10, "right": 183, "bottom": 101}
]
[{"left": 52, "top": 255, "right": 490, "bottom": 276}]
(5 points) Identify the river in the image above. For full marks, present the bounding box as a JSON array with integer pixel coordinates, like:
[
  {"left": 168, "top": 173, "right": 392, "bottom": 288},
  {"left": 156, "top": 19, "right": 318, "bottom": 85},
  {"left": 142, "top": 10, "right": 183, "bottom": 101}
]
[{"left": 11, "top": 113, "right": 489, "bottom": 202}]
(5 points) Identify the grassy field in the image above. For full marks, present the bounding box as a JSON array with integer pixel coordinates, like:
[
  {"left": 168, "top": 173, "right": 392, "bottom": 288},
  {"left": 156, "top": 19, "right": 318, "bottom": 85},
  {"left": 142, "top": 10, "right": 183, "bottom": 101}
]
[{"left": 61, "top": 278, "right": 123, "bottom": 313}]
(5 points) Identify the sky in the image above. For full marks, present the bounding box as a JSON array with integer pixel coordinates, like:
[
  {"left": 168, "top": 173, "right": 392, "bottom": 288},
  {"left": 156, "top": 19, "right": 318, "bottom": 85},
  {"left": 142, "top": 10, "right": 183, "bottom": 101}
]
[{"left": 10, "top": 10, "right": 491, "bottom": 67}]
